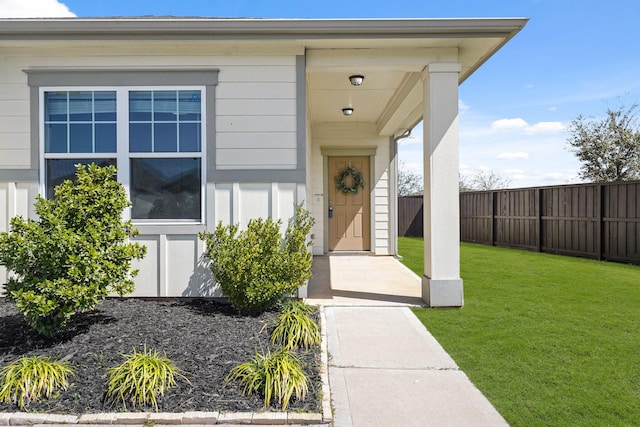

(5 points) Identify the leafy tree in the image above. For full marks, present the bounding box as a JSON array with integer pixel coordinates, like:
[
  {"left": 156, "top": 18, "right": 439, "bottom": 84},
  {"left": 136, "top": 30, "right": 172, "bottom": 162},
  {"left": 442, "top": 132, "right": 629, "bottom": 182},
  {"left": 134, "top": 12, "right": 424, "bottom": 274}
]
[
  {"left": 199, "top": 204, "right": 314, "bottom": 315},
  {"left": 398, "top": 162, "right": 423, "bottom": 196},
  {"left": 0, "top": 164, "right": 146, "bottom": 336},
  {"left": 566, "top": 103, "right": 640, "bottom": 182}
]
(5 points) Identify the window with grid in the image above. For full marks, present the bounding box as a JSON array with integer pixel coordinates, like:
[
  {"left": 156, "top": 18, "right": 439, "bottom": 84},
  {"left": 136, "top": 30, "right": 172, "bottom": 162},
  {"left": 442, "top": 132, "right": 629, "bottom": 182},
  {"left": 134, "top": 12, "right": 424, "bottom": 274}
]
[{"left": 42, "top": 88, "right": 204, "bottom": 222}]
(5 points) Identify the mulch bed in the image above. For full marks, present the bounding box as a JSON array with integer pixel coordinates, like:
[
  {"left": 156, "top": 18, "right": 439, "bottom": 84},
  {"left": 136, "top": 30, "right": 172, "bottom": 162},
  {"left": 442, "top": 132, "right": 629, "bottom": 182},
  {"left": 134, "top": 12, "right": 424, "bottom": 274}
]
[{"left": 0, "top": 298, "right": 321, "bottom": 414}]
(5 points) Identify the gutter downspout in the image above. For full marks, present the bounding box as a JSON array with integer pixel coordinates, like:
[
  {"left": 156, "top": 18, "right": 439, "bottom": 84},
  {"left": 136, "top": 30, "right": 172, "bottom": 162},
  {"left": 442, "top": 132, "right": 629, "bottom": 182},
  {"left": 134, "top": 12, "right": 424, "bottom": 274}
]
[{"left": 391, "top": 129, "right": 412, "bottom": 258}]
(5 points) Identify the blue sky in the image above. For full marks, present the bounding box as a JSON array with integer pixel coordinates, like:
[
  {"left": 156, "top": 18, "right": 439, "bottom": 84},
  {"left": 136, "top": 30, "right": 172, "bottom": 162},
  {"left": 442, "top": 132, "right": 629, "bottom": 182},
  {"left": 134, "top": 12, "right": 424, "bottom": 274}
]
[{"left": 2, "top": 0, "right": 640, "bottom": 188}]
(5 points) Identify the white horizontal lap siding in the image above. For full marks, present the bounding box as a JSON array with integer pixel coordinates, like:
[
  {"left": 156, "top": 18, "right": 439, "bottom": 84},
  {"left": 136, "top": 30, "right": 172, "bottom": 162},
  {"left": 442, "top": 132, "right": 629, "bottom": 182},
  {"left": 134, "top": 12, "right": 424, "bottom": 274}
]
[
  {"left": 0, "top": 65, "right": 34, "bottom": 169},
  {"left": 216, "top": 60, "right": 297, "bottom": 170},
  {"left": 374, "top": 161, "right": 391, "bottom": 255}
]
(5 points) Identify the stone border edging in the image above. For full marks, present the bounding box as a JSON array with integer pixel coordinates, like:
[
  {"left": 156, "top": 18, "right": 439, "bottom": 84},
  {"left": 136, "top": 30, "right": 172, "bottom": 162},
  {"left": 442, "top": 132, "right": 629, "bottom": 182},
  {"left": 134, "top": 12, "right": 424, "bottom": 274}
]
[
  {"left": 0, "top": 410, "right": 325, "bottom": 425},
  {"left": 0, "top": 306, "right": 333, "bottom": 426}
]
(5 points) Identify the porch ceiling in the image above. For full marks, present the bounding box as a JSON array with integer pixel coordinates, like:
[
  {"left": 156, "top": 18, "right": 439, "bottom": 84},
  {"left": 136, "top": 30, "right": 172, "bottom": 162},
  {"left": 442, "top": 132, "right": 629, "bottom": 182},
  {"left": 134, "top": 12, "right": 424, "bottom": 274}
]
[{"left": 305, "top": 29, "right": 526, "bottom": 137}]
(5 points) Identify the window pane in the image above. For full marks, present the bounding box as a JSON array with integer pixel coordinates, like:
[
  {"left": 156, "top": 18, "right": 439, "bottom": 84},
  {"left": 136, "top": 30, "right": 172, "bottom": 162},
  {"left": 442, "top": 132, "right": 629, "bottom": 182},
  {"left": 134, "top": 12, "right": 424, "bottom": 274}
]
[
  {"left": 129, "top": 91, "right": 152, "bottom": 121},
  {"left": 69, "top": 123, "right": 93, "bottom": 153},
  {"left": 154, "top": 91, "right": 177, "bottom": 121},
  {"left": 130, "top": 123, "right": 152, "bottom": 152},
  {"left": 46, "top": 158, "right": 116, "bottom": 199},
  {"left": 95, "top": 92, "right": 116, "bottom": 121},
  {"left": 154, "top": 123, "right": 177, "bottom": 152},
  {"left": 45, "top": 92, "right": 67, "bottom": 122},
  {"left": 130, "top": 158, "right": 201, "bottom": 220},
  {"left": 179, "top": 123, "right": 201, "bottom": 152},
  {"left": 95, "top": 123, "right": 117, "bottom": 153},
  {"left": 179, "top": 91, "right": 201, "bottom": 121},
  {"left": 45, "top": 124, "right": 67, "bottom": 153},
  {"left": 69, "top": 92, "right": 93, "bottom": 121},
  {"left": 45, "top": 91, "right": 117, "bottom": 154}
]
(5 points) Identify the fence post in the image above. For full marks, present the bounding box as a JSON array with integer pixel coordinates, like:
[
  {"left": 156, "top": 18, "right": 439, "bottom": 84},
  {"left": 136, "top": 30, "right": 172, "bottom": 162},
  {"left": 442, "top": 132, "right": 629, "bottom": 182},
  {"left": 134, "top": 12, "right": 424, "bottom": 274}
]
[
  {"left": 536, "top": 188, "right": 542, "bottom": 252},
  {"left": 597, "top": 184, "right": 604, "bottom": 260},
  {"left": 490, "top": 191, "right": 496, "bottom": 246}
]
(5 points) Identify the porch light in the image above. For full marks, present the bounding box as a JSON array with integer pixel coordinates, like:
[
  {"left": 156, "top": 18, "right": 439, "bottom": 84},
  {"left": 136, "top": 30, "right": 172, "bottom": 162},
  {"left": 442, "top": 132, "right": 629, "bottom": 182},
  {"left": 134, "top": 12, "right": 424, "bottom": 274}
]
[
  {"left": 342, "top": 107, "right": 354, "bottom": 116},
  {"left": 349, "top": 74, "right": 365, "bottom": 86}
]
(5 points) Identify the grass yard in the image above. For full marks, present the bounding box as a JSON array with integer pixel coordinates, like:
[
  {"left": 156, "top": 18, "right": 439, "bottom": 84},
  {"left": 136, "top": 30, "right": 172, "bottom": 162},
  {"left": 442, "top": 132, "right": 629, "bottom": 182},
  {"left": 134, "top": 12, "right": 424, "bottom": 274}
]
[{"left": 400, "top": 237, "right": 640, "bottom": 427}]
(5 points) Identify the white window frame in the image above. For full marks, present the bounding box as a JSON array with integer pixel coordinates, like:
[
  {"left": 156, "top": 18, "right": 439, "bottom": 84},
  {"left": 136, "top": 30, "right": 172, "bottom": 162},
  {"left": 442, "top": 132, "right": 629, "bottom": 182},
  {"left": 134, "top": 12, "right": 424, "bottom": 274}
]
[{"left": 39, "top": 85, "right": 207, "bottom": 225}]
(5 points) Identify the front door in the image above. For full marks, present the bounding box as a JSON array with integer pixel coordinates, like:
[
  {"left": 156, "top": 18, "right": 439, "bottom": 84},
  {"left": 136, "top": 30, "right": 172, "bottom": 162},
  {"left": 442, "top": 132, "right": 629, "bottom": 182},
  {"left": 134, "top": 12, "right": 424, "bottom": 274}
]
[{"left": 328, "top": 156, "right": 371, "bottom": 251}]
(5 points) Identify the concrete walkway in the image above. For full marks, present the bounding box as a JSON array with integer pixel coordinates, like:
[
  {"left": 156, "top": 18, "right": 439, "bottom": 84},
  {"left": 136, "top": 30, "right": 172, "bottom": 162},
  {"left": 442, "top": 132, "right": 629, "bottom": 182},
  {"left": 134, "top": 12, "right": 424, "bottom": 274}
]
[
  {"left": 307, "top": 255, "right": 508, "bottom": 427},
  {"left": 324, "top": 306, "right": 508, "bottom": 427}
]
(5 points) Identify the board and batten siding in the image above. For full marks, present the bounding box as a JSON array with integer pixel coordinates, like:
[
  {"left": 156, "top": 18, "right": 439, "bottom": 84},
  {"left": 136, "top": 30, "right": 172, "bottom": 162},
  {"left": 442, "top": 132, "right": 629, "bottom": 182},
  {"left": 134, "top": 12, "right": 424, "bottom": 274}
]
[
  {"left": 310, "top": 122, "right": 392, "bottom": 255},
  {"left": 0, "top": 182, "right": 38, "bottom": 291},
  {"left": 0, "top": 42, "right": 304, "bottom": 297}
]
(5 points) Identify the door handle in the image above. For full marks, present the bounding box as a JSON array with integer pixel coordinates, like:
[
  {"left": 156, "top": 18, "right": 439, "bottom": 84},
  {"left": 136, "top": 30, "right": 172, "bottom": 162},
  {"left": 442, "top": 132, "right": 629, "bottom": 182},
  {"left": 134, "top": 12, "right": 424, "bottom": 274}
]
[{"left": 328, "top": 200, "right": 333, "bottom": 218}]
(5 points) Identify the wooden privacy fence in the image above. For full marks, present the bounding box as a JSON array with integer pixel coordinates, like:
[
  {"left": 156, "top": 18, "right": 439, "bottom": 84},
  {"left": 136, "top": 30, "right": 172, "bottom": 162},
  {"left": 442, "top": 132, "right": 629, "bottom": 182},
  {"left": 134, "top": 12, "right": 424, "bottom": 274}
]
[
  {"left": 398, "top": 196, "right": 424, "bottom": 237},
  {"left": 459, "top": 181, "right": 640, "bottom": 264},
  {"left": 399, "top": 181, "right": 640, "bottom": 264}
]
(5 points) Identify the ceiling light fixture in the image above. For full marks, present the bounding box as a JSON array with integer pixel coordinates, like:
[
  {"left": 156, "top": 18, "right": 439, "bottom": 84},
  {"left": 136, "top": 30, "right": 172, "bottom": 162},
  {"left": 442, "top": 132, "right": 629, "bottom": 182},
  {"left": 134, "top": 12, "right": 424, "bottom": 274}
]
[
  {"left": 342, "top": 107, "right": 354, "bottom": 116},
  {"left": 349, "top": 74, "right": 365, "bottom": 86}
]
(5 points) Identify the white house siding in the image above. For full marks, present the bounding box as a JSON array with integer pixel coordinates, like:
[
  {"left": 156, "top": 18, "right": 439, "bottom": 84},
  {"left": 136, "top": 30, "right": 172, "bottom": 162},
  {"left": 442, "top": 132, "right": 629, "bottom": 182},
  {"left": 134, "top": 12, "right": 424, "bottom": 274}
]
[
  {"left": 310, "top": 122, "right": 392, "bottom": 255},
  {"left": 0, "top": 182, "right": 38, "bottom": 291},
  {"left": 0, "top": 41, "right": 305, "bottom": 297},
  {"left": 216, "top": 60, "right": 298, "bottom": 170},
  {"left": 0, "top": 60, "right": 31, "bottom": 169}
]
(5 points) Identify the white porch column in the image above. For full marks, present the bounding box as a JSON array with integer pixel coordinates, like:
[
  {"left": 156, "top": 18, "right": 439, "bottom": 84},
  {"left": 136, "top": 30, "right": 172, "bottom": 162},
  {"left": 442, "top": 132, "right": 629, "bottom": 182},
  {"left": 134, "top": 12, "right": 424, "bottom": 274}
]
[{"left": 422, "top": 63, "right": 464, "bottom": 307}]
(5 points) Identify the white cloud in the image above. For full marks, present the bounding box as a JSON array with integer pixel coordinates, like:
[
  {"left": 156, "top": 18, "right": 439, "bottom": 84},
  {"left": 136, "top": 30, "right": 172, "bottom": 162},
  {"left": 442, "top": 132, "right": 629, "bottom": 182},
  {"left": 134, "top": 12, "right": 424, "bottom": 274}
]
[
  {"left": 490, "top": 118, "right": 565, "bottom": 135},
  {"left": 0, "top": 0, "right": 75, "bottom": 18},
  {"left": 491, "top": 118, "right": 528, "bottom": 130},
  {"left": 549, "top": 106, "right": 558, "bottom": 112},
  {"left": 524, "top": 83, "right": 534, "bottom": 89},
  {"left": 497, "top": 152, "right": 529, "bottom": 159},
  {"left": 459, "top": 100, "right": 470, "bottom": 110},
  {"left": 524, "top": 121, "right": 566, "bottom": 135}
]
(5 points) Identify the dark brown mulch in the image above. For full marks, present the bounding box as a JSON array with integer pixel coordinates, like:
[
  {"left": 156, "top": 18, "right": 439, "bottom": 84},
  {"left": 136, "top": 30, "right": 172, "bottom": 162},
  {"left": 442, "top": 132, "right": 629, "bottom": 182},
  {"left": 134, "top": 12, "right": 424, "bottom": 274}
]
[{"left": 0, "top": 298, "right": 321, "bottom": 414}]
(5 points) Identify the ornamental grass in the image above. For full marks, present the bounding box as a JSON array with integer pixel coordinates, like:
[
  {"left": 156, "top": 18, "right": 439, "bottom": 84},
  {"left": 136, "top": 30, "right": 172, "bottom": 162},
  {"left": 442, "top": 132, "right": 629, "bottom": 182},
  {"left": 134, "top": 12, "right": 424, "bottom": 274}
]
[
  {"left": 0, "top": 355, "right": 74, "bottom": 409},
  {"left": 105, "top": 346, "right": 187, "bottom": 411},
  {"left": 226, "top": 347, "right": 308, "bottom": 411},
  {"left": 270, "top": 300, "right": 320, "bottom": 350}
]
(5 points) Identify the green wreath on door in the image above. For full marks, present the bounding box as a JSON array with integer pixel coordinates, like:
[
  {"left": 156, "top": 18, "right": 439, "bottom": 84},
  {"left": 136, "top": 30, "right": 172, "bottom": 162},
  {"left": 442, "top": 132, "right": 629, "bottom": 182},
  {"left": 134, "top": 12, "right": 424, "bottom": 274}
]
[{"left": 335, "top": 165, "right": 365, "bottom": 194}]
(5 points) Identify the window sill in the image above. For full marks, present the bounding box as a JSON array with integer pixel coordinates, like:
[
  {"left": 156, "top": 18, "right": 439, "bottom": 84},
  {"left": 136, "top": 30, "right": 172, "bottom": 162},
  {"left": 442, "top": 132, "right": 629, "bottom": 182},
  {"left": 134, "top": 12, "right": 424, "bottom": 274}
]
[{"left": 133, "top": 223, "right": 206, "bottom": 235}]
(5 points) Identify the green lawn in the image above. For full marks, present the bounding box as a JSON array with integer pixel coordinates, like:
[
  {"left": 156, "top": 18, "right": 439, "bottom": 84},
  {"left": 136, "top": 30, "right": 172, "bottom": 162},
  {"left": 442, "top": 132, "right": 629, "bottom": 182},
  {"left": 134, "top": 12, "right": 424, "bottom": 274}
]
[{"left": 400, "top": 237, "right": 640, "bottom": 427}]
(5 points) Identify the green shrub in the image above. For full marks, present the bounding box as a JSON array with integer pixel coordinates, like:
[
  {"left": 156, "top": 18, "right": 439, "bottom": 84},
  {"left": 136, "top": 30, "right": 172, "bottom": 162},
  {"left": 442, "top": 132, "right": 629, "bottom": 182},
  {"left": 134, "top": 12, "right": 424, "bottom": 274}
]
[
  {"left": 227, "top": 347, "right": 308, "bottom": 410},
  {"left": 105, "top": 346, "right": 187, "bottom": 411},
  {"left": 199, "top": 204, "right": 314, "bottom": 315},
  {"left": 270, "top": 301, "right": 320, "bottom": 350},
  {"left": 0, "top": 164, "right": 147, "bottom": 336},
  {"left": 0, "top": 356, "right": 74, "bottom": 410}
]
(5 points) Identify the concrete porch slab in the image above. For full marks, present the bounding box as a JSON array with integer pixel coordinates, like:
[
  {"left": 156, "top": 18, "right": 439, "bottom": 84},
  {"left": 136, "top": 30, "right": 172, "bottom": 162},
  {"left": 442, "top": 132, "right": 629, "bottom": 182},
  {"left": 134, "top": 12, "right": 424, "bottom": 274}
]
[{"left": 305, "top": 255, "right": 424, "bottom": 306}]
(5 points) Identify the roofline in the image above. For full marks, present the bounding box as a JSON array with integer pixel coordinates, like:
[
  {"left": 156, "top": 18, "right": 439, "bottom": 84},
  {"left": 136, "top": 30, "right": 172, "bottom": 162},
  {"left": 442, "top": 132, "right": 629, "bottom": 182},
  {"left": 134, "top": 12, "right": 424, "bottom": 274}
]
[{"left": 0, "top": 17, "right": 528, "bottom": 41}]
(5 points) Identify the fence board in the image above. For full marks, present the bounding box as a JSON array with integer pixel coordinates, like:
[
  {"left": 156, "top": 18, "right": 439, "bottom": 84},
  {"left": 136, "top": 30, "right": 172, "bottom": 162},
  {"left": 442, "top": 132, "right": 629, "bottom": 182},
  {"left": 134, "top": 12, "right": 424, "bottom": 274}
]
[{"left": 397, "top": 196, "right": 423, "bottom": 237}]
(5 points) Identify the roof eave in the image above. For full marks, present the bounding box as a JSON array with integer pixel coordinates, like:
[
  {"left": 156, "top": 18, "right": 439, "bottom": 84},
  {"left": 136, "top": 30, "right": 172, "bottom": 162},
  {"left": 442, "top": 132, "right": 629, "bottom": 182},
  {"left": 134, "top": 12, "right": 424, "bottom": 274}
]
[{"left": 0, "top": 17, "right": 528, "bottom": 40}]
